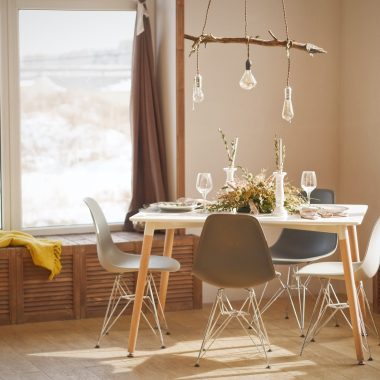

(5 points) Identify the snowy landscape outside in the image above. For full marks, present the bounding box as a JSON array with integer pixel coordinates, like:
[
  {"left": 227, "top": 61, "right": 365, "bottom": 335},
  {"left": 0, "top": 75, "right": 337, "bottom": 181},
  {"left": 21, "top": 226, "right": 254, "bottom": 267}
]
[{"left": 19, "top": 10, "right": 135, "bottom": 228}]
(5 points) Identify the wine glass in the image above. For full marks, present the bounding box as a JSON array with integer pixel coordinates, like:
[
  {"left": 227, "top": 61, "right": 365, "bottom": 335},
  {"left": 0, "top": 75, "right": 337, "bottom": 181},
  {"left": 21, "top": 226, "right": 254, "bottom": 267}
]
[
  {"left": 301, "top": 171, "right": 317, "bottom": 205},
  {"left": 196, "top": 173, "right": 213, "bottom": 212}
]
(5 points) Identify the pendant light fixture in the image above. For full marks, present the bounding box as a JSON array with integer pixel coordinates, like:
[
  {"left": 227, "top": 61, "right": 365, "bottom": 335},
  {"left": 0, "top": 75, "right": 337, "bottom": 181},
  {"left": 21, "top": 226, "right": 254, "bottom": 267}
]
[{"left": 185, "top": 0, "right": 327, "bottom": 122}]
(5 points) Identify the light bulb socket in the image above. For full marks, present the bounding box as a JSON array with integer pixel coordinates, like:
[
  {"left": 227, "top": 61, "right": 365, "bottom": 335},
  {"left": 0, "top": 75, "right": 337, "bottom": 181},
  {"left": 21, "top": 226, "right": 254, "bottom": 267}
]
[
  {"left": 284, "top": 86, "right": 292, "bottom": 100},
  {"left": 245, "top": 59, "right": 252, "bottom": 70},
  {"left": 194, "top": 73, "right": 202, "bottom": 88}
]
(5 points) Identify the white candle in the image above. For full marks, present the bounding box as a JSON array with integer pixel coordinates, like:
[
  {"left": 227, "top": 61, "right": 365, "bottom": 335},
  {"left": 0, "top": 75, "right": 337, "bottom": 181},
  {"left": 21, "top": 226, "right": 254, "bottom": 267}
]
[{"left": 278, "top": 138, "right": 283, "bottom": 171}]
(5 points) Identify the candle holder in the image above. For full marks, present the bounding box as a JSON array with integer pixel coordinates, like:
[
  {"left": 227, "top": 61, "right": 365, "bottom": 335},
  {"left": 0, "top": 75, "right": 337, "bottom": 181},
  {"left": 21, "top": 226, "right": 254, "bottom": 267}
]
[
  {"left": 223, "top": 166, "right": 237, "bottom": 187},
  {"left": 273, "top": 171, "right": 288, "bottom": 217}
]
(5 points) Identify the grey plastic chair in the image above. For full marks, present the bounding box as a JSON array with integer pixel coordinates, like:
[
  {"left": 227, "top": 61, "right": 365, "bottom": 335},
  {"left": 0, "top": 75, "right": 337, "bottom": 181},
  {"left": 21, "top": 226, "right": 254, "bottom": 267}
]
[
  {"left": 297, "top": 217, "right": 380, "bottom": 360},
  {"left": 84, "top": 197, "right": 180, "bottom": 349},
  {"left": 193, "top": 213, "right": 276, "bottom": 369},
  {"left": 260, "top": 189, "right": 338, "bottom": 336}
]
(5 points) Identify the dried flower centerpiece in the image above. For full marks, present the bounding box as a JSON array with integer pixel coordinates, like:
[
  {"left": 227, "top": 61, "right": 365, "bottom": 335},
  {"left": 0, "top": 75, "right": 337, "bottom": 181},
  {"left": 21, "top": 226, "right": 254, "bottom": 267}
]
[
  {"left": 218, "top": 128, "right": 238, "bottom": 168},
  {"left": 208, "top": 168, "right": 304, "bottom": 214}
]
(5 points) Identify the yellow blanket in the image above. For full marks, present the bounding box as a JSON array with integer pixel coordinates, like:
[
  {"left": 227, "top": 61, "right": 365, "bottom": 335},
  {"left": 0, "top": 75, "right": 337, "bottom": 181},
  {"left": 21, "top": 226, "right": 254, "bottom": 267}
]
[{"left": 0, "top": 231, "right": 62, "bottom": 280}]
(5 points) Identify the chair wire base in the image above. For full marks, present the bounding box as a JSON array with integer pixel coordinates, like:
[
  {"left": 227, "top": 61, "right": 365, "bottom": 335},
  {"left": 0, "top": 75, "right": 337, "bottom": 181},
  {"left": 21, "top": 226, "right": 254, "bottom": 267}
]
[
  {"left": 95, "top": 273, "right": 167, "bottom": 349},
  {"left": 195, "top": 288, "right": 271, "bottom": 369},
  {"left": 260, "top": 266, "right": 311, "bottom": 337},
  {"left": 300, "top": 279, "right": 378, "bottom": 360}
]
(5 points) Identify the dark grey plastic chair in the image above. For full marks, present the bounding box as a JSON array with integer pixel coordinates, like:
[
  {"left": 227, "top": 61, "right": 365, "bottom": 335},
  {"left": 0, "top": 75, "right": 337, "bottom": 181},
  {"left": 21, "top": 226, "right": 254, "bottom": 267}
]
[
  {"left": 260, "top": 189, "right": 338, "bottom": 336},
  {"left": 193, "top": 213, "right": 276, "bottom": 369},
  {"left": 84, "top": 197, "right": 180, "bottom": 349}
]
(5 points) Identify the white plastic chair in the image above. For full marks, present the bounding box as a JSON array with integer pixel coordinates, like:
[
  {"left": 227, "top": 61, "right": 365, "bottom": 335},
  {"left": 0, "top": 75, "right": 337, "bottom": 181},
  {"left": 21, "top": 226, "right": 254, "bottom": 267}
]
[
  {"left": 296, "top": 217, "right": 380, "bottom": 360},
  {"left": 84, "top": 197, "right": 180, "bottom": 349}
]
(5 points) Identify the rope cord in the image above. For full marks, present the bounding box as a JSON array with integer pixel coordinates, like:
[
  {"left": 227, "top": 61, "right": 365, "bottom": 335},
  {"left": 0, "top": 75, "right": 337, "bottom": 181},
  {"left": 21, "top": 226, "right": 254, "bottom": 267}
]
[
  {"left": 201, "top": 0, "right": 213, "bottom": 35},
  {"left": 244, "top": 0, "right": 250, "bottom": 59},
  {"left": 281, "top": 0, "right": 291, "bottom": 86},
  {"left": 196, "top": 0, "right": 213, "bottom": 75}
]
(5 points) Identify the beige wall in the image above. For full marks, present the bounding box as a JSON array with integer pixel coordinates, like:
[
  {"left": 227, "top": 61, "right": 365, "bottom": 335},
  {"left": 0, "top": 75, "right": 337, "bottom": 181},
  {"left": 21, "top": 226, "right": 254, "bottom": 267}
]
[
  {"left": 184, "top": 0, "right": 341, "bottom": 301},
  {"left": 340, "top": 0, "right": 380, "bottom": 300}
]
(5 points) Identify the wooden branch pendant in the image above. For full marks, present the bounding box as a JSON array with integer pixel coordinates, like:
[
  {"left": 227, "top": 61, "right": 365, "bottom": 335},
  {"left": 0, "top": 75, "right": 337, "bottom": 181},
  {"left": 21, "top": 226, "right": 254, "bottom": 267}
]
[{"left": 185, "top": 30, "right": 327, "bottom": 56}]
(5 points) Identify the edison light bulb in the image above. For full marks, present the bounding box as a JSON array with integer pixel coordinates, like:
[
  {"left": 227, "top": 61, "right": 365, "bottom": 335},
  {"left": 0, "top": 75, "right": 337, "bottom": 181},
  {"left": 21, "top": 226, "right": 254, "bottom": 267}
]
[
  {"left": 282, "top": 86, "right": 294, "bottom": 123},
  {"left": 239, "top": 59, "right": 257, "bottom": 90},
  {"left": 192, "top": 74, "right": 204, "bottom": 103}
]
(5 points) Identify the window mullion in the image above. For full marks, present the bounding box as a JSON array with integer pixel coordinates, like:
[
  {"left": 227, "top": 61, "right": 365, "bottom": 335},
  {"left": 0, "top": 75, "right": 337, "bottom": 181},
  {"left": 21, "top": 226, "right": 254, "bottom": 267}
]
[{"left": 7, "top": 0, "right": 23, "bottom": 230}]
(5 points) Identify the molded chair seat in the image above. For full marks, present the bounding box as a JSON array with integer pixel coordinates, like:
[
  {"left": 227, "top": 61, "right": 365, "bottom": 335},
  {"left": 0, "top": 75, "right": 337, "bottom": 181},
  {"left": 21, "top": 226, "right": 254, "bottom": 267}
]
[
  {"left": 98, "top": 245, "right": 180, "bottom": 274},
  {"left": 296, "top": 261, "right": 361, "bottom": 280},
  {"left": 84, "top": 197, "right": 180, "bottom": 350},
  {"left": 270, "top": 230, "right": 338, "bottom": 265}
]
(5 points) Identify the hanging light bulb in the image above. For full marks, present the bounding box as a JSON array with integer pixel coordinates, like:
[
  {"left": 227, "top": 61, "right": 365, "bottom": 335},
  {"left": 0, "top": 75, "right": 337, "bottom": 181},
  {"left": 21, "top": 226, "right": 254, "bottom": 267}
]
[
  {"left": 239, "top": 59, "right": 257, "bottom": 90},
  {"left": 192, "top": 73, "right": 204, "bottom": 103},
  {"left": 282, "top": 86, "right": 294, "bottom": 123},
  {"left": 240, "top": 1, "right": 256, "bottom": 91}
]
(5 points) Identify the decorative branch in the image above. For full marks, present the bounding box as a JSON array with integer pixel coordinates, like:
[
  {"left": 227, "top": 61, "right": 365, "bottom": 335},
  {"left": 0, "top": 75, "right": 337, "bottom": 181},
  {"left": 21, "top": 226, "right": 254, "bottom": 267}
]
[
  {"left": 185, "top": 30, "right": 327, "bottom": 57},
  {"left": 218, "top": 128, "right": 238, "bottom": 167}
]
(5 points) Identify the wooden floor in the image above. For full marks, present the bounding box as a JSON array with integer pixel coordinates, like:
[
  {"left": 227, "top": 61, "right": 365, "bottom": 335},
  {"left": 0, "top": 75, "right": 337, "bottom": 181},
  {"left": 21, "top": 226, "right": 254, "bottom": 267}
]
[{"left": 0, "top": 297, "right": 379, "bottom": 380}]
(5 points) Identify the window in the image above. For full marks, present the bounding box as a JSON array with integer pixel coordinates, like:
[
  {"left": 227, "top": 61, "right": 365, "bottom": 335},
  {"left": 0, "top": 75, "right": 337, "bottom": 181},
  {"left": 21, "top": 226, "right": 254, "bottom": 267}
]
[{"left": 1, "top": 1, "right": 136, "bottom": 233}]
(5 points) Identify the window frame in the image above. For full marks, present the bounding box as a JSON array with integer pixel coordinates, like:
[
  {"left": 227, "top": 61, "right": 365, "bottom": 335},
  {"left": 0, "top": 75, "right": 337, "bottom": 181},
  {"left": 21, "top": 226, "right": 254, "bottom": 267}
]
[{"left": 0, "top": 0, "right": 137, "bottom": 235}]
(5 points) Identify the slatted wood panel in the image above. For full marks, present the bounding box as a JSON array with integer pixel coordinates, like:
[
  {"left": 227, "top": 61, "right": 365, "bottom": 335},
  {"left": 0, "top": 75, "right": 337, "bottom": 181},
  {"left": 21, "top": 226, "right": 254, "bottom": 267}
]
[
  {"left": 83, "top": 243, "right": 136, "bottom": 318},
  {"left": 149, "top": 242, "right": 196, "bottom": 311},
  {"left": 0, "top": 233, "right": 200, "bottom": 325},
  {"left": 21, "top": 246, "right": 75, "bottom": 323},
  {"left": 0, "top": 250, "right": 10, "bottom": 325}
]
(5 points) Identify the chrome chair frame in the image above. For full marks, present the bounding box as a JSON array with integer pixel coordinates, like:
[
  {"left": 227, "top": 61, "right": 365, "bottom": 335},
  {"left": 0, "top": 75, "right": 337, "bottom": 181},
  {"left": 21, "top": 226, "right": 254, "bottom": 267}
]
[
  {"left": 96, "top": 273, "right": 168, "bottom": 349},
  {"left": 300, "top": 279, "right": 375, "bottom": 360},
  {"left": 195, "top": 288, "right": 271, "bottom": 368}
]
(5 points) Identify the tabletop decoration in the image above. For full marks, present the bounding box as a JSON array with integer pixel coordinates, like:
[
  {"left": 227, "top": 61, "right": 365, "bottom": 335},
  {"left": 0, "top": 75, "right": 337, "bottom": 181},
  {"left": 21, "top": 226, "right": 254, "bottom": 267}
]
[
  {"left": 218, "top": 128, "right": 238, "bottom": 186},
  {"left": 207, "top": 168, "right": 304, "bottom": 214}
]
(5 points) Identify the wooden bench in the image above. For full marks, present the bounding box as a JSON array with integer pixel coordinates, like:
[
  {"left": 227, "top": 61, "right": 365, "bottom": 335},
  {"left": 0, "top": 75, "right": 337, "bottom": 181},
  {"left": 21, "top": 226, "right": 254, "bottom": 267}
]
[{"left": 0, "top": 232, "right": 201, "bottom": 325}]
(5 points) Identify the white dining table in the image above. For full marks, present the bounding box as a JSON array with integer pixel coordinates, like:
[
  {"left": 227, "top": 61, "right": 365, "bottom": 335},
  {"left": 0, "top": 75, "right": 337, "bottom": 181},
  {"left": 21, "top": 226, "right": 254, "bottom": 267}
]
[{"left": 128, "top": 204, "right": 368, "bottom": 363}]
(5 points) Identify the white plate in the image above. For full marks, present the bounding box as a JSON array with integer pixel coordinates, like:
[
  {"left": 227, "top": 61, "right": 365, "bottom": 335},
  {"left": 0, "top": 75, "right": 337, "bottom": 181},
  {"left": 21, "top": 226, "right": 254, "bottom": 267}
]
[
  {"left": 157, "top": 202, "right": 198, "bottom": 212},
  {"left": 317, "top": 205, "right": 349, "bottom": 214}
]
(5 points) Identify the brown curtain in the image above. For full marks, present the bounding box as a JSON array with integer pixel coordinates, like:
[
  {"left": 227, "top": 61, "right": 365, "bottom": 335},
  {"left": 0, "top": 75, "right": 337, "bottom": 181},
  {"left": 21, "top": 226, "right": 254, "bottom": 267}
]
[{"left": 124, "top": 0, "right": 168, "bottom": 231}]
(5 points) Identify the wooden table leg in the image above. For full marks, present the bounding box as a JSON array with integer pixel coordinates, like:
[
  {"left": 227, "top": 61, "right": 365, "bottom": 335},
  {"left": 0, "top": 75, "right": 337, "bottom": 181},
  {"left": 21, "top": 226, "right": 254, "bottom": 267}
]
[
  {"left": 339, "top": 227, "right": 365, "bottom": 364},
  {"left": 348, "top": 226, "right": 366, "bottom": 319},
  {"left": 127, "top": 223, "right": 154, "bottom": 357},
  {"left": 158, "top": 229, "right": 175, "bottom": 317}
]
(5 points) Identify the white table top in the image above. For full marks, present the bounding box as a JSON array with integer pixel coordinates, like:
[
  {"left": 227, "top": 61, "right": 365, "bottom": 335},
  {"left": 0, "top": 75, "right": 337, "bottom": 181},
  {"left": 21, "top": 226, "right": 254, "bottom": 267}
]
[{"left": 130, "top": 204, "right": 368, "bottom": 233}]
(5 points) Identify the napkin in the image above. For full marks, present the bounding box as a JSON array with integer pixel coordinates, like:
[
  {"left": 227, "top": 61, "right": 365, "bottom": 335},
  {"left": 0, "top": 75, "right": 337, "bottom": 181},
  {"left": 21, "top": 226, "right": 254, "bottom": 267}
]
[
  {"left": 300, "top": 207, "right": 319, "bottom": 220},
  {"left": 176, "top": 197, "right": 203, "bottom": 206},
  {"left": 300, "top": 206, "right": 348, "bottom": 219},
  {"left": 317, "top": 208, "right": 348, "bottom": 218}
]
